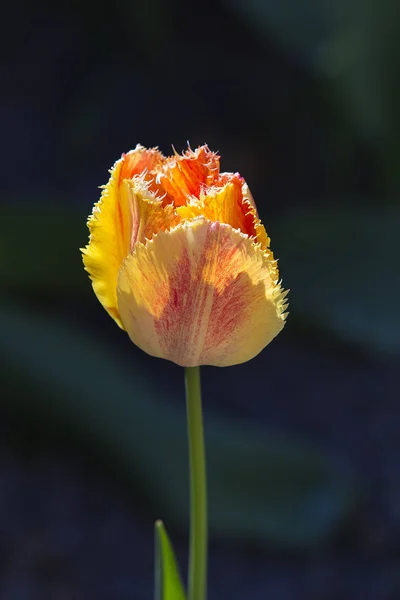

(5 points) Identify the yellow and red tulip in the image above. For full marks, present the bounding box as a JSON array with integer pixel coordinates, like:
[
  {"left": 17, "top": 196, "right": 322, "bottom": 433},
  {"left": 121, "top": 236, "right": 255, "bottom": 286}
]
[{"left": 82, "top": 145, "right": 288, "bottom": 367}]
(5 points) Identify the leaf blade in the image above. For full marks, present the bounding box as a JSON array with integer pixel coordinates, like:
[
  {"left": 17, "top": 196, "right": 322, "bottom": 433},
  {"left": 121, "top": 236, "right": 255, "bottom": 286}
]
[{"left": 154, "top": 521, "right": 186, "bottom": 600}]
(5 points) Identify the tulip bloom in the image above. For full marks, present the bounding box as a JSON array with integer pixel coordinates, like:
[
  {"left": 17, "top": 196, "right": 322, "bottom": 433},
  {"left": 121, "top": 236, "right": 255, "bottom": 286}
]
[{"left": 82, "top": 145, "right": 288, "bottom": 367}]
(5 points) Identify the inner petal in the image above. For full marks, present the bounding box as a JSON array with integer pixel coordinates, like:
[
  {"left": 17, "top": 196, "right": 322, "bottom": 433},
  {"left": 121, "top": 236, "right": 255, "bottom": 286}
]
[
  {"left": 119, "top": 145, "right": 165, "bottom": 183},
  {"left": 126, "top": 176, "right": 181, "bottom": 249},
  {"left": 177, "top": 174, "right": 272, "bottom": 253},
  {"left": 151, "top": 145, "right": 221, "bottom": 206}
]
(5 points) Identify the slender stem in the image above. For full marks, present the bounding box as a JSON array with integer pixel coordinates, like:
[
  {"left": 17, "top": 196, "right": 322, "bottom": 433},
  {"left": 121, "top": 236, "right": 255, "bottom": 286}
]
[{"left": 185, "top": 366, "right": 207, "bottom": 600}]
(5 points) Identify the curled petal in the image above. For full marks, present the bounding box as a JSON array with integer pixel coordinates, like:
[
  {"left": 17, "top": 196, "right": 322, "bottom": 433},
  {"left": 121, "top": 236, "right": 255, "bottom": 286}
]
[
  {"left": 82, "top": 146, "right": 164, "bottom": 327},
  {"left": 117, "top": 218, "right": 287, "bottom": 367},
  {"left": 177, "top": 175, "right": 272, "bottom": 252}
]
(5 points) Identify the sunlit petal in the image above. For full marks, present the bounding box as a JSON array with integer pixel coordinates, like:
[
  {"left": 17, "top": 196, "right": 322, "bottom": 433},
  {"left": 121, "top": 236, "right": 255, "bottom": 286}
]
[
  {"left": 82, "top": 146, "right": 164, "bottom": 327},
  {"left": 126, "top": 176, "right": 181, "bottom": 248},
  {"left": 117, "top": 218, "right": 286, "bottom": 367},
  {"left": 154, "top": 145, "right": 221, "bottom": 206},
  {"left": 177, "top": 175, "right": 273, "bottom": 253}
]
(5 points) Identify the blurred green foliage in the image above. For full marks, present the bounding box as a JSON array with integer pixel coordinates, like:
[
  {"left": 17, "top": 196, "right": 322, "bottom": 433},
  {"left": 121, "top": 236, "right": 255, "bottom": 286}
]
[
  {"left": 0, "top": 304, "right": 354, "bottom": 549},
  {"left": 226, "top": 0, "right": 400, "bottom": 195},
  {"left": 273, "top": 207, "right": 400, "bottom": 358},
  {"left": 0, "top": 203, "right": 87, "bottom": 295}
]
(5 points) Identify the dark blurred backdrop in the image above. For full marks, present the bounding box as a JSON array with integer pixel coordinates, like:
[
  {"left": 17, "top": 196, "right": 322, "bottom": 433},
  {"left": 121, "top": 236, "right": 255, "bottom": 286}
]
[{"left": 1, "top": 1, "right": 399, "bottom": 599}]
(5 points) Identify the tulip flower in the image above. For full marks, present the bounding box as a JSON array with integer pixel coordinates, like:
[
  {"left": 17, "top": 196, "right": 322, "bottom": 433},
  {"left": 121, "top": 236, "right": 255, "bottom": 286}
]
[
  {"left": 82, "top": 144, "right": 288, "bottom": 367},
  {"left": 82, "top": 144, "right": 288, "bottom": 600}
]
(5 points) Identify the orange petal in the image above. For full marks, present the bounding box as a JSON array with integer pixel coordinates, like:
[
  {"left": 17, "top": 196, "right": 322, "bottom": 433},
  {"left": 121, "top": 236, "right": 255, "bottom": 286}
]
[
  {"left": 153, "top": 145, "right": 221, "bottom": 206},
  {"left": 177, "top": 175, "right": 272, "bottom": 253},
  {"left": 117, "top": 218, "right": 287, "bottom": 367},
  {"left": 119, "top": 144, "right": 165, "bottom": 182},
  {"left": 81, "top": 146, "right": 165, "bottom": 328}
]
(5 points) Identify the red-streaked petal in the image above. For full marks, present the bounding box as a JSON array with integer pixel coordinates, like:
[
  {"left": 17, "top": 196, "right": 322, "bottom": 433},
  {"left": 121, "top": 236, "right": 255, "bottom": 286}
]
[
  {"left": 117, "top": 218, "right": 287, "bottom": 367},
  {"left": 81, "top": 146, "right": 166, "bottom": 327}
]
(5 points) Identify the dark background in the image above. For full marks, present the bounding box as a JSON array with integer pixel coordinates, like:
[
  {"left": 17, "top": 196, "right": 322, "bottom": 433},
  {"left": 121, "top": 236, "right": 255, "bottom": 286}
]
[{"left": 1, "top": 0, "right": 399, "bottom": 598}]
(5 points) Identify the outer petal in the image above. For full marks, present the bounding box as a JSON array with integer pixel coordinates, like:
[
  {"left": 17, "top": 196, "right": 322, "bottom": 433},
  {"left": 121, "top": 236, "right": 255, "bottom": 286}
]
[
  {"left": 81, "top": 146, "right": 165, "bottom": 327},
  {"left": 117, "top": 218, "right": 287, "bottom": 367}
]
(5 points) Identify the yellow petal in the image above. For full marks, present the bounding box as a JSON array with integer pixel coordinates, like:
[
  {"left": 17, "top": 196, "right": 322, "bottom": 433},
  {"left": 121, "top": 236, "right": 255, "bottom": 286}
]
[
  {"left": 81, "top": 146, "right": 165, "bottom": 327},
  {"left": 117, "top": 218, "right": 287, "bottom": 367},
  {"left": 177, "top": 175, "right": 272, "bottom": 253}
]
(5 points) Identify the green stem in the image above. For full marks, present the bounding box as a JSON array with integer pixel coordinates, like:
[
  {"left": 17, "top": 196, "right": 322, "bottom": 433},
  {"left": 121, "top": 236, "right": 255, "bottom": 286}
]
[{"left": 185, "top": 366, "right": 207, "bottom": 600}]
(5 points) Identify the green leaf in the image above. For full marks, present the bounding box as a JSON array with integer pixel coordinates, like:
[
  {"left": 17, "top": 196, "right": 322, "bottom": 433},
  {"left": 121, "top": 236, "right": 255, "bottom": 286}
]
[
  {"left": 0, "top": 304, "right": 355, "bottom": 549},
  {"left": 154, "top": 521, "right": 186, "bottom": 600},
  {"left": 273, "top": 206, "right": 400, "bottom": 358}
]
